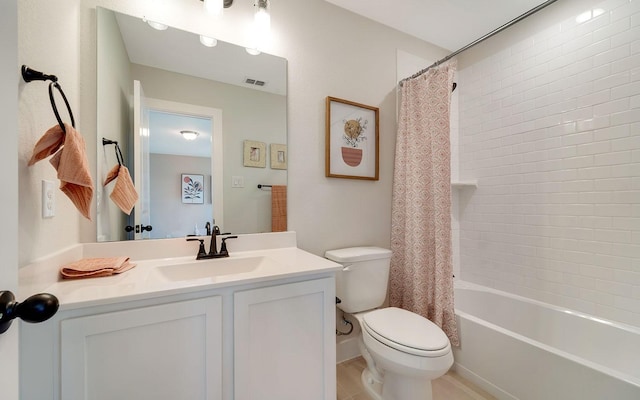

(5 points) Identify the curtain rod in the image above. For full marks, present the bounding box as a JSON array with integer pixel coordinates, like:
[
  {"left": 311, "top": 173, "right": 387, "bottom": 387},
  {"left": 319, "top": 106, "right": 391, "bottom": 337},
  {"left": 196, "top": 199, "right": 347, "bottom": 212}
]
[{"left": 399, "top": 0, "right": 560, "bottom": 86}]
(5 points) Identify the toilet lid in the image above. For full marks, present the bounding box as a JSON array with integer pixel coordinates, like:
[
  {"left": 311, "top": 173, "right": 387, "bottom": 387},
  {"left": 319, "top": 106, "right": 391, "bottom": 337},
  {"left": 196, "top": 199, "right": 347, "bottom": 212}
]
[{"left": 362, "top": 307, "right": 451, "bottom": 357}]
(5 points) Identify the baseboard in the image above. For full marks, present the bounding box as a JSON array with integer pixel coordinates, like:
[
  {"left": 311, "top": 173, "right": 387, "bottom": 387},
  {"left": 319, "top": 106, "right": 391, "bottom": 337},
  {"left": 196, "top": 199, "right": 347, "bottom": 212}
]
[
  {"left": 336, "top": 336, "right": 361, "bottom": 364},
  {"left": 453, "top": 363, "right": 518, "bottom": 400}
]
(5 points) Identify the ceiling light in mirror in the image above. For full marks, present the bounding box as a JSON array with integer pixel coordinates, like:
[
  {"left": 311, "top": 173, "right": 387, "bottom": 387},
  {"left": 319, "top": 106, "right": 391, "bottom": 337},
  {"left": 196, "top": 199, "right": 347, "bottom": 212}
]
[
  {"left": 180, "top": 130, "right": 200, "bottom": 141},
  {"left": 199, "top": 35, "right": 218, "bottom": 47}
]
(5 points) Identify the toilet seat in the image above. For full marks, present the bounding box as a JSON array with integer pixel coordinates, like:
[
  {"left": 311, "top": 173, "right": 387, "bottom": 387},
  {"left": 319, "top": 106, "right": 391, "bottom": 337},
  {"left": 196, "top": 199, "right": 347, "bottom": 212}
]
[{"left": 362, "top": 307, "right": 451, "bottom": 358}]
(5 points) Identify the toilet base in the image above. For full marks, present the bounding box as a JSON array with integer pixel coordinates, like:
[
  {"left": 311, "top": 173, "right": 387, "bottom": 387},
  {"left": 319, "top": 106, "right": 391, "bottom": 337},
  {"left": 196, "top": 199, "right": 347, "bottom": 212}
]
[
  {"left": 361, "top": 368, "right": 383, "bottom": 400},
  {"left": 361, "top": 368, "right": 434, "bottom": 400}
]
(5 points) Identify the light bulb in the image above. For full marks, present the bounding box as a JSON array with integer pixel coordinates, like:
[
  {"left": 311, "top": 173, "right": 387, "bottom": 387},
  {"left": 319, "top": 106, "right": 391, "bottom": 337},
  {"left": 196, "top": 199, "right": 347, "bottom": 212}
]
[
  {"left": 204, "top": 0, "right": 223, "bottom": 16},
  {"left": 254, "top": 3, "right": 271, "bottom": 34},
  {"left": 249, "top": 0, "right": 270, "bottom": 53}
]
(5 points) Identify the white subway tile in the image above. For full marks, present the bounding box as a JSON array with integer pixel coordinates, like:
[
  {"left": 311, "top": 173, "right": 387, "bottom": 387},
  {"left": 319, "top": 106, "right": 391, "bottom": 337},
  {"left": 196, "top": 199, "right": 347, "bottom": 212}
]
[
  {"left": 595, "top": 150, "right": 632, "bottom": 165},
  {"left": 594, "top": 228, "right": 633, "bottom": 243},
  {"left": 577, "top": 141, "right": 612, "bottom": 155},
  {"left": 594, "top": 124, "right": 630, "bottom": 140},
  {"left": 594, "top": 71, "right": 630, "bottom": 91},
  {"left": 612, "top": 216, "right": 640, "bottom": 230},
  {"left": 611, "top": 190, "right": 640, "bottom": 203},
  {"left": 594, "top": 44, "right": 631, "bottom": 66},
  {"left": 611, "top": 162, "right": 640, "bottom": 177},
  {"left": 611, "top": 109, "right": 640, "bottom": 125},
  {"left": 594, "top": 203, "right": 633, "bottom": 216},
  {"left": 611, "top": 135, "right": 640, "bottom": 151},
  {"left": 593, "top": 17, "right": 630, "bottom": 42},
  {"left": 578, "top": 165, "right": 612, "bottom": 179},
  {"left": 581, "top": 288, "right": 615, "bottom": 306},
  {"left": 594, "top": 98, "right": 630, "bottom": 116},
  {"left": 594, "top": 177, "right": 634, "bottom": 191},
  {"left": 610, "top": 26, "right": 640, "bottom": 48},
  {"left": 611, "top": 53, "right": 640, "bottom": 74},
  {"left": 577, "top": 89, "right": 612, "bottom": 108}
]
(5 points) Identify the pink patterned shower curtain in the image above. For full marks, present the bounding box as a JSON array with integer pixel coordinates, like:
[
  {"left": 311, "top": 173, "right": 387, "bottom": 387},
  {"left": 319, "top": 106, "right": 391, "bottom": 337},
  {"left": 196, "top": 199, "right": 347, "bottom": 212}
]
[{"left": 389, "top": 61, "right": 459, "bottom": 346}]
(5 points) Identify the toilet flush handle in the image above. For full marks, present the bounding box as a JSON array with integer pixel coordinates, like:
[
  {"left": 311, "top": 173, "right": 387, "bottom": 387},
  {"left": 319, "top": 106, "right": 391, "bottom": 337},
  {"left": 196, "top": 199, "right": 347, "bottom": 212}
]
[{"left": 341, "top": 263, "right": 353, "bottom": 272}]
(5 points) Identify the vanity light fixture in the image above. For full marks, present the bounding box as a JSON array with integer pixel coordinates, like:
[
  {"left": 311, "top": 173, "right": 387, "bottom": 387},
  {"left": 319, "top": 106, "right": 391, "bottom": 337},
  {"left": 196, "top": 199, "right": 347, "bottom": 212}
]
[
  {"left": 199, "top": 35, "right": 218, "bottom": 47},
  {"left": 181, "top": 130, "right": 200, "bottom": 140}
]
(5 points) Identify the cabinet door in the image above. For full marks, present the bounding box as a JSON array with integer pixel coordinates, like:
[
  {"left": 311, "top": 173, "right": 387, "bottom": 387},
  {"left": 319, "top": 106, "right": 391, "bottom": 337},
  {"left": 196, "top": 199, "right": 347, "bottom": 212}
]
[
  {"left": 61, "top": 297, "right": 222, "bottom": 400},
  {"left": 234, "top": 277, "right": 336, "bottom": 400}
]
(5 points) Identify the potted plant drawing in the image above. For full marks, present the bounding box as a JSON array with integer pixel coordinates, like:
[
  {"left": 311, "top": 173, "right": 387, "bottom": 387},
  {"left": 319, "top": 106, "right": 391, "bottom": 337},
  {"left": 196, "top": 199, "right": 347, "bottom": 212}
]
[
  {"left": 341, "top": 117, "right": 368, "bottom": 167},
  {"left": 182, "top": 175, "right": 204, "bottom": 203}
]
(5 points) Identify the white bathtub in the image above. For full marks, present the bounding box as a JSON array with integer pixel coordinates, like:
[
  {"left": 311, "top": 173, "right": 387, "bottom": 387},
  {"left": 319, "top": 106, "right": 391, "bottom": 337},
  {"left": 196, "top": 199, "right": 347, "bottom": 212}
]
[{"left": 453, "top": 281, "right": 640, "bottom": 400}]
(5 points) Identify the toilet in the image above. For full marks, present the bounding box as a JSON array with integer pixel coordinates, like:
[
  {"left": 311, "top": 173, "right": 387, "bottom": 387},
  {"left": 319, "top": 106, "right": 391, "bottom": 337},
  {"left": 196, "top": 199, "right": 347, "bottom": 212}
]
[{"left": 326, "top": 247, "right": 453, "bottom": 400}]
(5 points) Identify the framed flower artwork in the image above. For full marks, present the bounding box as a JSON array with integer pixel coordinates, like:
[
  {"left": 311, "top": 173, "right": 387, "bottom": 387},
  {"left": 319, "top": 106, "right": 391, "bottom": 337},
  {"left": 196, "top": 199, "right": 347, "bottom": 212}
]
[
  {"left": 181, "top": 174, "right": 204, "bottom": 204},
  {"left": 325, "top": 96, "right": 379, "bottom": 180}
]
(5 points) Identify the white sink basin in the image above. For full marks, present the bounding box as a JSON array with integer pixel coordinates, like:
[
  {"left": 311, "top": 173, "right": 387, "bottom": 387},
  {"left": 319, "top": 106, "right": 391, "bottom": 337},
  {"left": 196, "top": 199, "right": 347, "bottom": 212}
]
[{"left": 150, "top": 256, "right": 281, "bottom": 282}]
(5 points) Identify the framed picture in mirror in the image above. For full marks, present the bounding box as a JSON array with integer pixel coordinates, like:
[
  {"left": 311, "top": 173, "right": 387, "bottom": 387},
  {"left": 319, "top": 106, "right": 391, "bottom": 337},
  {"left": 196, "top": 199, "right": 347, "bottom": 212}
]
[
  {"left": 182, "top": 174, "right": 204, "bottom": 204},
  {"left": 243, "top": 140, "right": 266, "bottom": 168},
  {"left": 270, "top": 143, "right": 287, "bottom": 170}
]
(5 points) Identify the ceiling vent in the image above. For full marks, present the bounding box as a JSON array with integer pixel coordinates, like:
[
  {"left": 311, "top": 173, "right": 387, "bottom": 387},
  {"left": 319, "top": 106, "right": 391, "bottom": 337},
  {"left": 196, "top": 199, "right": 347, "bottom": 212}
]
[{"left": 245, "top": 77, "right": 266, "bottom": 87}]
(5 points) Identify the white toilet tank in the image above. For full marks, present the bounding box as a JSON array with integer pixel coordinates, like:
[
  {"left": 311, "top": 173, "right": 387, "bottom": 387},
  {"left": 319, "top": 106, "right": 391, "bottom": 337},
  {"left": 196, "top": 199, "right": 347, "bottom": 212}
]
[{"left": 325, "top": 247, "right": 392, "bottom": 314}]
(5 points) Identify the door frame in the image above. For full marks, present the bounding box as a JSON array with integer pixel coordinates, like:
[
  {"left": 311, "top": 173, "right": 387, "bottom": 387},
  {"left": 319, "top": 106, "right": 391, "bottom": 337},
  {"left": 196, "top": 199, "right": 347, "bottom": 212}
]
[{"left": 0, "top": 1, "right": 20, "bottom": 399}]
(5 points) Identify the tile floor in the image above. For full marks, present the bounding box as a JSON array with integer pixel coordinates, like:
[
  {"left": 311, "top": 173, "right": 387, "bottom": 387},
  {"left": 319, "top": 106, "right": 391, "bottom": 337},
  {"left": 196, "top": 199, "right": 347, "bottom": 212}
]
[{"left": 337, "top": 357, "right": 496, "bottom": 400}]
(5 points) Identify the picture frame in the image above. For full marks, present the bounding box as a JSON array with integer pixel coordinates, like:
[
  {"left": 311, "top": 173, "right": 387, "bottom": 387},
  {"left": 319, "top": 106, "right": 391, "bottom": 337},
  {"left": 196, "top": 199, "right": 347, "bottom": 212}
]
[
  {"left": 325, "top": 96, "right": 379, "bottom": 180},
  {"left": 243, "top": 140, "right": 266, "bottom": 168},
  {"left": 270, "top": 143, "right": 287, "bottom": 170},
  {"left": 181, "top": 174, "right": 204, "bottom": 204}
]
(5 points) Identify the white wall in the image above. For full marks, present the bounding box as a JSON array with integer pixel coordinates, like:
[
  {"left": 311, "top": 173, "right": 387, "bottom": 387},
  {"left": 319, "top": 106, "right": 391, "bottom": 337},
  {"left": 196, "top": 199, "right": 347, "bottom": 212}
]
[
  {"left": 457, "top": 0, "right": 640, "bottom": 327},
  {"left": 17, "top": 0, "right": 447, "bottom": 265}
]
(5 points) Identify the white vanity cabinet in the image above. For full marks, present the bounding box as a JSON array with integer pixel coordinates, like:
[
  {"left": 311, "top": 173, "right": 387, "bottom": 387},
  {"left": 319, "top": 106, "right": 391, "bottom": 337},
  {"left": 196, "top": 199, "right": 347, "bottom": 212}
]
[
  {"left": 20, "top": 275, "right": 336, "bottom": 400},
  {"left": 234, "top": 277, "right": 336, "bottom": 400},
  {"left": 59, "top": 297, "right": 223, "bottom": 400}
]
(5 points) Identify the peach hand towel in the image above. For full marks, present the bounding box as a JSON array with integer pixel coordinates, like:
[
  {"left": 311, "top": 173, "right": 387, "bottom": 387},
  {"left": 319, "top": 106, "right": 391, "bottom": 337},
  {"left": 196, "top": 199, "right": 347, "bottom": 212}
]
[
  {"left": 60, "top": 256, "right": 136, "bottom": 279},
  {"left": 29, "top": 123, "right": 94, "bottom": 220},
  {"left": 104, "top": 164, "right": 139, "bottom": 215},
  {"left": 271, "top": 185, "right": 287, "bottom": 232}
]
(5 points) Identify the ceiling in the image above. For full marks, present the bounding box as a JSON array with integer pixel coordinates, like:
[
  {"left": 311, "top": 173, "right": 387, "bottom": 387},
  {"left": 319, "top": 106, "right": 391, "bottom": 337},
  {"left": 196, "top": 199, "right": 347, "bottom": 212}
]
[{"left": 324, "top": 0, "right": 552, "bottom": 51}]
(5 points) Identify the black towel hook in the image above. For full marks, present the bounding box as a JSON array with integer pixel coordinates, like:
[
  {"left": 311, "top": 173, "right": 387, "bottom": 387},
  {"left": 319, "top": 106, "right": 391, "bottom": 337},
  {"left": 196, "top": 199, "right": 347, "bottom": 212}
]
[
  {"left": 102, "top": 138, "right": 124, "bottom": 166},
  {"left": 22, "top": 65, "right": 75, "bottom": 133}
]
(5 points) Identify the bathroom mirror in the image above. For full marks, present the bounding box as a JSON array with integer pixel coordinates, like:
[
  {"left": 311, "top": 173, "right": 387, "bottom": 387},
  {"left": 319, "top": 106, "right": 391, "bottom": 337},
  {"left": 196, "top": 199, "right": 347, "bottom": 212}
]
[{"left": 97, "top": 7, "right": 287, "bottom": 242}]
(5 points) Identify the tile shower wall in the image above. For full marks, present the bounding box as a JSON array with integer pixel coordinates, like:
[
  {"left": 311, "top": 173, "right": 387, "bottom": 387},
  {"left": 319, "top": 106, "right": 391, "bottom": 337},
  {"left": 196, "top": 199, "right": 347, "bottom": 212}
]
[{"left": 458, "top": 0, "right": 640, "bottom": 327}]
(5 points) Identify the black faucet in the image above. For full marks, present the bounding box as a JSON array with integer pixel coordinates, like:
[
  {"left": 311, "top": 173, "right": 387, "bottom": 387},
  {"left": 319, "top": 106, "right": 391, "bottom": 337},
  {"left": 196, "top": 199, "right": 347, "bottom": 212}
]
[{"left": 186, "top": 226, "right": 237, "bottom": 260}]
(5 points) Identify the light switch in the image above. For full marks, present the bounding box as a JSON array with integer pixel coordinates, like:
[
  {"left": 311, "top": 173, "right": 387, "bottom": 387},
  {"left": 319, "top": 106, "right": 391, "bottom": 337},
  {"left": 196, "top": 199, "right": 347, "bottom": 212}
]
[
  {"left": 42, "top": 180, "right": 55, "bottom": 218},
  {"left": 232, "top": 176, "right": 244, "bottom": 188}
]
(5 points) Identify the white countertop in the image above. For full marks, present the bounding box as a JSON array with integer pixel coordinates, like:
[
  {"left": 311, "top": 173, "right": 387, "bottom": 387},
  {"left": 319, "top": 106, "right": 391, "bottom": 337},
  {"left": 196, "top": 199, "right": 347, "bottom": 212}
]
[{"left": 19, "top": 232, "right": 342, "bottom": 311}]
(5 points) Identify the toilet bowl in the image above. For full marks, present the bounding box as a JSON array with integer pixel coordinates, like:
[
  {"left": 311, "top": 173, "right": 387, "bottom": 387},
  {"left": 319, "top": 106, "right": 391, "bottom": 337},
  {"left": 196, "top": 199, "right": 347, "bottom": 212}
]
[
  {"left": 325, "top": 247, "right": 454, "bottom": 400},
  {"left": 353, "top": 308, "right": 453, "bottom": 400}
]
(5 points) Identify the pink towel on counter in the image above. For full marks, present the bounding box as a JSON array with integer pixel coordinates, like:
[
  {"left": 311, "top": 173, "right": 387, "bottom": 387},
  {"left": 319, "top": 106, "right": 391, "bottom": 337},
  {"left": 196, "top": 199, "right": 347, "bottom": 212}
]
[
  {"left": 28, "top": 123, "right": 94, "bottom": 220},
  {"left": 60, "top": 257, "right": 136, "bottom": 279},
  {"left": 104, "top": 164, "right": 139, "bottom": 215}
]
